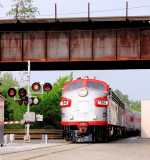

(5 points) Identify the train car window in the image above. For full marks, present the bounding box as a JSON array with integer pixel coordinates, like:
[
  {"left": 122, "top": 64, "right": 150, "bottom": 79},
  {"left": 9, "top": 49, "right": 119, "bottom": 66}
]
[
  {"left": 87, "top": 82, "right": 105, "bottom": 90},
  {"left": 66, "top": 82, "right": 83, "bottom": 91}
]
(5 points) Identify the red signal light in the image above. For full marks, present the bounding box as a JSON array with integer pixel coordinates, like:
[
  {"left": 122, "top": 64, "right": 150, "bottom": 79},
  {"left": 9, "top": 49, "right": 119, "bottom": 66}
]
[
  {"left": 24, "top": 96, "right": 28, "bottom": 105},
  {"left": 43, "top": 83, "right": 52, "bottom": 92},
  {"left": 18, "top": 88, "right": 27, "bottom": 98},
  {"left": 19, "top": 100, "right": 23, "bottom": 106},
  {"left": 32, "top": 82, "right": 41, "bottom": 91},
  {"left": 8, "top": 88, "right": 16, "bottom": 97}
]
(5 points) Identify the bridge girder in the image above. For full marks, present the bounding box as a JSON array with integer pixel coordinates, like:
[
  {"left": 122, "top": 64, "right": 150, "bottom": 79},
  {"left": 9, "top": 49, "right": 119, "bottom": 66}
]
[{"left": 0, "top": 17, "right": 150, "bottom": 70}]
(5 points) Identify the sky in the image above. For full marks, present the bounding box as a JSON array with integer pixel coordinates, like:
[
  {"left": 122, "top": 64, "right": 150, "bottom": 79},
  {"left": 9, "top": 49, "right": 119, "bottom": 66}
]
[
  {"left": 1, "top": 0, "right": 150, "bottom": 18},
  {"left": 1, "top": 0, "right": 150, "bottom": 101},
  {"left": 6, "top": 69, "right": 150, "bottom": 102}
]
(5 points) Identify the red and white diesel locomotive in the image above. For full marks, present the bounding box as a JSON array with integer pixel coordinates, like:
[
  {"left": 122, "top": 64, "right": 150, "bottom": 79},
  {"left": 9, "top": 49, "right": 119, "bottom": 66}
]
[{"left": 60, "top": 76, "right": 141, "bottom": 142}]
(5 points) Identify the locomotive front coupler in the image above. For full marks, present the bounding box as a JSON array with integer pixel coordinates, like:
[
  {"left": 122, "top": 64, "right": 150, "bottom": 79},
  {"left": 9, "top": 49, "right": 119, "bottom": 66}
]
[{"left": 78, "top": 126, "right": 87, "bottom": 135}]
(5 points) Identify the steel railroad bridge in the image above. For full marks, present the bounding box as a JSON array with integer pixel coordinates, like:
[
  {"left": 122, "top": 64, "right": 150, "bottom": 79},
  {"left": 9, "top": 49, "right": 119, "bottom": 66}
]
[{"left": 0, "top": 16, "right": 150, "bottom": 71}]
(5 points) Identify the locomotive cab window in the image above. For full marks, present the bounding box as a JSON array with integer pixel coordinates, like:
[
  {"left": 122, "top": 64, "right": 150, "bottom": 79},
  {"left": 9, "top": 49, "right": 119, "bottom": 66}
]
[
  {"left": 87, "top": 82, "right": 105, "bottom": 90},
  {"left": 66, "top": 82, "right": 83, "bottom": 91}
]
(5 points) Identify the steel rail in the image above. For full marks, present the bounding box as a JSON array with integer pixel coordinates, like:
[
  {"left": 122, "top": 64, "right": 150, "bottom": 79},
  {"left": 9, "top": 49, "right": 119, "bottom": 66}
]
[{"left": 1, "top": 142, "right": 72, "bottom": 155}]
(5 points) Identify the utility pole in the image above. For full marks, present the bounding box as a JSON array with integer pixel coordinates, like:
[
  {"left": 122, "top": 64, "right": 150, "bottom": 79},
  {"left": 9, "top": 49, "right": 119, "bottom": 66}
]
[{"left": 126, "top": 1, "right": 128, "bottom": 20}]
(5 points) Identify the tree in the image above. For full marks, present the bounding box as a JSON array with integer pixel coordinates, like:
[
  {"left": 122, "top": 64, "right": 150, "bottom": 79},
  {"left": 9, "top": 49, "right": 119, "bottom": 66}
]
[
  {"left": 114, "top": 89, "right": 130, "bottom": 106},
  {"left": 30, "top": 72, "right": 73, "bottom": 129},
  {"left": 114, "top": 89, "right": 141, "bottom": 112},
  {"left": 0, "top": 72, "right": 25, "bottom": 124},
  {"left": 131, "top": 101, "right": 141, "bottom": 112},
  {"left": 6, "top": 0, "right": 39, "bottom": 19}
]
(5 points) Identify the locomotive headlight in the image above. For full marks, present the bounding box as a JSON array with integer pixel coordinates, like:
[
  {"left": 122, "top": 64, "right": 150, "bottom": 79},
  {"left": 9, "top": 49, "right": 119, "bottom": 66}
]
[
  {"left": 60, "top": 101, "right": 68, "bottom": 106},
  {"left": 98, "top": 100, "right": 108, "bottom": 105},
  {"left": 60, "top": 97, "right": 72, "bottom": 107},
  {"left": 78, "top": 88, "right": 88, "bottom": 97},
  {"left": 95, "top": 96, "right": 109, "bottom": 107}
]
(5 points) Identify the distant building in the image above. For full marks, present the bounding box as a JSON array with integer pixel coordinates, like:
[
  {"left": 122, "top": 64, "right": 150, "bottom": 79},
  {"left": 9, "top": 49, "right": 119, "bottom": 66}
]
[{"left": 141, "top": 100, "right": 150, "bottom": 138}]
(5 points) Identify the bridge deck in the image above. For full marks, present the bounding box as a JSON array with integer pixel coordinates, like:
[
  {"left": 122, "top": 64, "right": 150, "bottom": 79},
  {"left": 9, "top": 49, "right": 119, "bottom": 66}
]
[{"left": 1, "top": 16, "right": 150, "bottom": 70}]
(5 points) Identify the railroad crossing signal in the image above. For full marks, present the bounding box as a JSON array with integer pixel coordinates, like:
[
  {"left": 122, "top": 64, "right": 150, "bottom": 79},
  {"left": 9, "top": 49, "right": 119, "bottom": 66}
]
[
  {"left": 33, "top": 97, "right": 40, "bottom": 106},
  {"left": 32, "top": 82, "right": 41, "bottom": 91},
  {"left": 18, "top": 88, "right": 27, "bottom": 97},
  {"left": 7, "top": 60, "right": 53, "bottom": 142},
  {"left": 32, "top": 82, "right": 52, "bottom": 92},
  {"left": 24, "top": 96, "right": 28, "bottom": 105},
  {"left": 8, "top": 88, "right": 16, "bottom": 97},
  {"left": 28, "top": 97, "right": 40, "bottom": 106},
  {"left": 43, "top": 83, "right": 52, "bottom": 92},
  {"left": 17, "top": 96, "right": 28, "bottom": 106},
  {"left": 18, "top": 99, "right": 23, "bottom": 106},
  {"left": 8, "top": 88, "right": 28, "bottom": 106},
  {"left": 17, "top": 96, "right": 40, "bottom": 106},
  {"left": 8, "top": 82, "right": 52, "bottom": 106}
]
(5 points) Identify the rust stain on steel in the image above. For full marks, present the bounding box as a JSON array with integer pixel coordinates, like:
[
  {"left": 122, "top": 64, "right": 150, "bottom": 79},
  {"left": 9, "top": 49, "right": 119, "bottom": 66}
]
[
  {"left": 117, "top": 29, "right": 140, "bottom": 60},
  {"left": 70, "top": 31, "right": 92, "bottom": 61},
  {"left": 141, "top": 29, "right": 150, "bottom": 60},
  {"left": 23, "top": 32, "right": 46, "bottom": 62},
  {"left": 47, "top": 31, "right": 69, "bottom": 62},
  {"left": 93, "top": 30, "right": 116, "bottom": 61},
  {"left": 1, "top": 32, "right": 22, "bottom": 62}
]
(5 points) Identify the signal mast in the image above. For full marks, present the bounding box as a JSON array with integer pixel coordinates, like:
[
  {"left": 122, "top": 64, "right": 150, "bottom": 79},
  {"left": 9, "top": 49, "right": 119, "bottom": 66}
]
[{"left": 8, "top": 61, "right": 52, "bottom": 142}]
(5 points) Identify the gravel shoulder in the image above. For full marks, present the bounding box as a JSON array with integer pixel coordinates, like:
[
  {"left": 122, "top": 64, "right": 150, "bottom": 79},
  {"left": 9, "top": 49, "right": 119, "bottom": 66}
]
[{"left": 0, "top": 139, "right": 69, "bottom": 154}]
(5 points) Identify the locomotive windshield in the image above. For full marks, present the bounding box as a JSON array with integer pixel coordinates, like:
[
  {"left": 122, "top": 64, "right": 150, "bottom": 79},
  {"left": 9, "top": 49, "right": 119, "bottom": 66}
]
[
  {"left": 87, "top": 82, "right": 105, "bottom": 90},
  {"left": 66, "top": 82, "right": 83, "bottom": 91}
]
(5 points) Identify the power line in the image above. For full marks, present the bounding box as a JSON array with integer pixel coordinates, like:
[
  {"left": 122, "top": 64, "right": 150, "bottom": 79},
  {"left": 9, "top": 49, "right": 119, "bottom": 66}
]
[{"left": 1, "top": 3, "right": 150, "bottom": 19}]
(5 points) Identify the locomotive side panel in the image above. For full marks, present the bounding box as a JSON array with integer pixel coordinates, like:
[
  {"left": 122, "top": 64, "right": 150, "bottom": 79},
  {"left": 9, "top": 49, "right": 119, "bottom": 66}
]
[
  {"left": 107, "top": 91, "right": 126, "bottom": 127},
  {"left": 107, "top": 100, "right": 118, "bottom": 126}
]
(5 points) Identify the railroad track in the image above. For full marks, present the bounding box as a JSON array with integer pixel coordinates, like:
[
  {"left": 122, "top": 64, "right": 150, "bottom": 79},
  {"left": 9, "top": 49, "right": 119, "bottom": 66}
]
[
  {"left": 1, "top": 142, "right": 93, "bottom": 160},
  {"left": 1, "top": 142, "right": 71, "bottom": 155}
]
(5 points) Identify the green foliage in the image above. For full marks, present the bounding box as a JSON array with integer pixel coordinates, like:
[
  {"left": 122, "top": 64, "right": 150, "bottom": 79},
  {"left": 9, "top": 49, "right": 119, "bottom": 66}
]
[
  {"left": 114, "top": 89, "right": 130, "bottom": 106},
  {"left": 4, "top": 124, "right": 25, "bottom": 129},
  {"left": 6, "top": 0, "right": 39, "bottom": 19},
  {"left": 0, "top": 72, "right": 24, "bottom": 122},
  {"left": 0, "top": 72, "right": 33, "bottom": 129},
  {"left": 114, "top": 89, "right": 141, "bottom": 112},
  {"left": 130, "top": 100, "right": 141, "bottom": 112}
]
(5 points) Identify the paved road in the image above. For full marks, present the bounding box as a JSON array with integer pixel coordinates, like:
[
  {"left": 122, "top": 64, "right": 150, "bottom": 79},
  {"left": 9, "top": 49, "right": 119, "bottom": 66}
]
[{"left": 1, "top": 137, "right": 150, "bottom": 160}]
